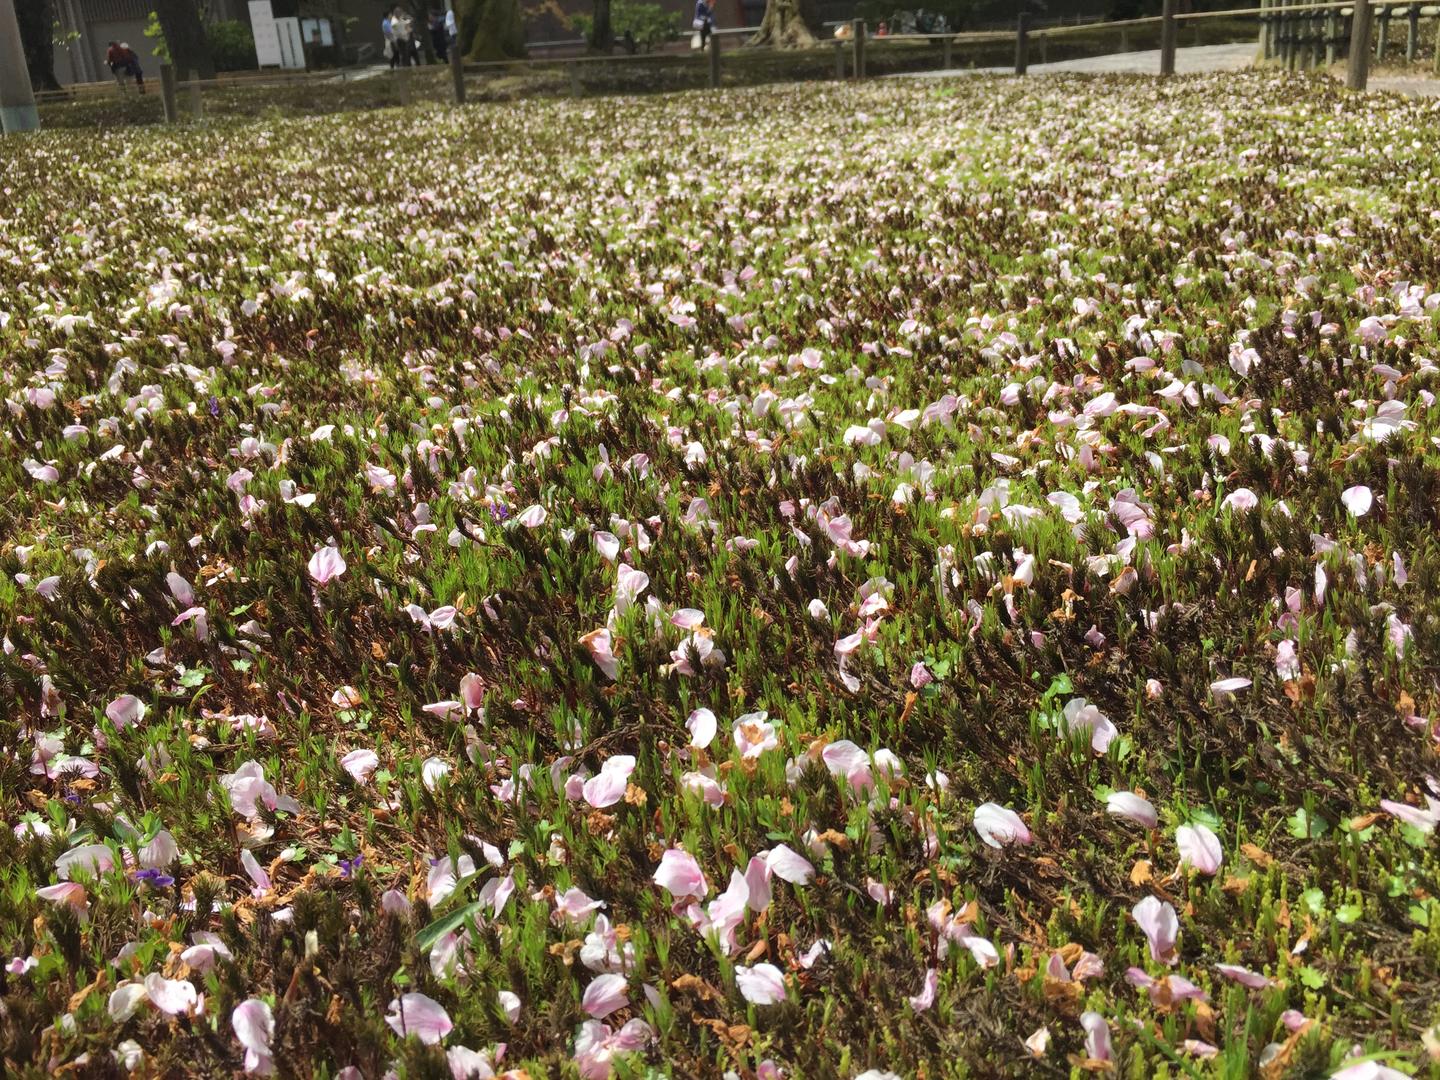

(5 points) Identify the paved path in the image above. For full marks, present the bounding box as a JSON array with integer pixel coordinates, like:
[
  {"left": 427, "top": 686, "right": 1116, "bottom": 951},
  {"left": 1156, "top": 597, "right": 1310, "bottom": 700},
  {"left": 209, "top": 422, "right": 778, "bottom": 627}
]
[
  {"left": 1369, "top": 75, "right": 1440, "bottom": 97},
  {"left": 902, "top": 41, "right": 1440, "bottom": 95},
  {"left": 903, "top": 42, "right": 1259, "bottom": 78}
]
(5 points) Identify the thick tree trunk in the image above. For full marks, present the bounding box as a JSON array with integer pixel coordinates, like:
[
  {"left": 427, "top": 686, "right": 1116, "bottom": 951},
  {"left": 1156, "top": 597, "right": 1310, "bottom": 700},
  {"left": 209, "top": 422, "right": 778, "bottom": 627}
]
[
  {"left": 748, "top": 0, "right": 817, "bottom": 47},
  {"left": 588, "top": 0, "right": 613, "bottom": 51},
  {"left": 16, "top": 0, "right": 62, "bottom": 91},
  {"left": 154, "top": 0, "right": 216, "bottom": 78},
  {"left": 459, "top": 0, "right": 525, "bottom": 60}
]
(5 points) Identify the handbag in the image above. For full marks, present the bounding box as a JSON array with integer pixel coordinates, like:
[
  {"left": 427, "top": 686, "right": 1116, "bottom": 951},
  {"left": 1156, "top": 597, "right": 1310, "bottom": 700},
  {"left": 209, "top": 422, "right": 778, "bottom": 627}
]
[
  {"left": 690, "top": 31, "right": 702, "bottom": 48},
  {"left": 692, "top": 17, "right": 704, "bottom": 29}
]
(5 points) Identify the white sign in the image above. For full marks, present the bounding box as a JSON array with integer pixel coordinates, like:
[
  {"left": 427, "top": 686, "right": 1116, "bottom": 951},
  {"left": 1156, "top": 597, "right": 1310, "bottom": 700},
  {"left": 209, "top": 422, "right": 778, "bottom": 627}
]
[
  {"left": 275, "top": 17, "right": 306, "bottom": 69},
  {"left": 249, "top": 0, "right": 282, "bottom": 67}
]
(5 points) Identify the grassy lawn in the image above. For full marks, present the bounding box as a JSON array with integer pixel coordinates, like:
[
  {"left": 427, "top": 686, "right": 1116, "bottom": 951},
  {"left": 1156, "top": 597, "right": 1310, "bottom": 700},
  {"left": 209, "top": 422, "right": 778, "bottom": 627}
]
[{"left": 3, "top": 71, "right": 1440, "bottom": 1078}]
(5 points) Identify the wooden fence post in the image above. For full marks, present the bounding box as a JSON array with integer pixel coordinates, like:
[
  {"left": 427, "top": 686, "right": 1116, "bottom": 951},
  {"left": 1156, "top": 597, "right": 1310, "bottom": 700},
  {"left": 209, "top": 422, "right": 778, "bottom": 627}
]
[
  {"left": 1259, "top": 0, "right": 1271, "bottom": 59},
  {"left": 1434, "top": 8, "right": 1440, "bottom": 74},
  {"left": 942, "top": 35, "right": 951, "bottom": 69},
  {"left": 188, "top": 68, "right": 203, "bottom": 119},
  {"left": 1375, "top": 3, "right": 1389, "bottom": 57},
  {"left": 1160, "top": 0, "right": 1177, "bottom": 75},
  {"left": 449, "top": 47, "right": 465, "bottom": 103},
  {"left": 568, "top": 62, "right": 581, "bottom": 97},
  {"left": 1326, "top": 8, "right": 1339, "bottom": 65},
  {"left": 833, "top": 39, "right": 844, "bottom": 79},
  {"left": 708, "top": 29, "right": 720, "bottom": 88},
  {"left": 1405, "top": 3, "right": 1419, "bottom": 60},
  {"left": 1290, "top": 0, "right": 1301, "bottom": 68},
  {"left": 159, "top": 63, "right": 178, "bottom": 123},
  {"left": 1348, "top": 0, "right": 1373, "bottom": 87},
  {"left": 852, "top": 19, "right": 866, "bottom": 80},
  {"left": 1014, "top": 12, "right": 1029, "bottom": 74}
]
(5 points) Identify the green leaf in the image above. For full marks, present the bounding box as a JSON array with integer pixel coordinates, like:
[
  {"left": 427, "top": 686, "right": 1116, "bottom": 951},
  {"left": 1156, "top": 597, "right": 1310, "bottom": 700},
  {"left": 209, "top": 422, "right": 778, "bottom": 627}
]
[
  {"left": 1287, "top": 809, "right": 1329, "bottom": 839},
  {"left": 1189, "top": 807, "right": 1222, "bottom": 831},
  {"left": 416, "top": 900, "right": 484, "bottom": 953},
  {"left": 1298, "top": 966, "right": 1326, "bottom": 989},
  {"left": 1335, "top": 903, "right": 1362, "bottom": 924}
]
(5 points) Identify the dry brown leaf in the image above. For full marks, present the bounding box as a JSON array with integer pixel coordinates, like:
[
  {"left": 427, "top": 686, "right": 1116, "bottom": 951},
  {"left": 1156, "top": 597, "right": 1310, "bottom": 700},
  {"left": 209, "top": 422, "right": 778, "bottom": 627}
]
[
  {"left": 671, "top": 973, "right": 724, "bottom": 1002},
  {"left": 1032, "top": 856, "right": 1064, "bottom": 879},
  {"left": 1241, "top": 843, "right": 1273, "bottom": 868},
  {"left": 1043, "top": 977, "right": 1083, "bottom": 1011},
  {"left": 1258, "top": 1020, "right": 1311, "bottom": 1079},
  {"left": 547, "top": 939, "right": 582, "bottom": 965},
  {"left": 1130, "top": 859, "right": 1153, "bottom": 886},
  {"left": 67, "top": 969, "right": 108, "bottom": 1013},
  {"left": 899, "top": 690, "right": 918, "bottom": 726},
  {"left": 1194, "top": 1000, "right": 1218, "bottom": 1041}
]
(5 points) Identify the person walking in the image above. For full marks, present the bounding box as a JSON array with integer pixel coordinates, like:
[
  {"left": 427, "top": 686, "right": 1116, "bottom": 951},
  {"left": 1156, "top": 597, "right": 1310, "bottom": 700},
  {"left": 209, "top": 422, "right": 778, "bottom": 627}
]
[
  {"left": 382, "top": 8, "right": 397, "bottom": 66},
  {"left": 429, "top": 8, "right": 448, "bottom": 62},
  {"left": 105, "top": 40, "right": 145, "bottom": 93},
  {"left": 391, "top": 6, "right": 417, "bottom": 66},
  {"left": 693, "top": 0, "right": 714, "bottom": 50}
]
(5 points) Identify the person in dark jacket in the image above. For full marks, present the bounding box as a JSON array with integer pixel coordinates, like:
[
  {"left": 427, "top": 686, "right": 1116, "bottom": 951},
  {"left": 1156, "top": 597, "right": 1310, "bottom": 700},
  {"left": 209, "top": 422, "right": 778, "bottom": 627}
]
[
  {"left": 429, "top": 9, "right": 448, "bottom": 61},
  {"left": 106, "top": 41, "right": 145, "bottom": 93},
  {"left": 693, "top": 0, "right": 714, "bottom": 49}
]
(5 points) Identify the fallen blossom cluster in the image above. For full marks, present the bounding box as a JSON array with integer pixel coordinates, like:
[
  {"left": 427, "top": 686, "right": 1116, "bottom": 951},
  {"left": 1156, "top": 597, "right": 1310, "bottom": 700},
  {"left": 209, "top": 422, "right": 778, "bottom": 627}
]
[{"left": 1, "top": 72, "right": 1439, "bottom": 1078}]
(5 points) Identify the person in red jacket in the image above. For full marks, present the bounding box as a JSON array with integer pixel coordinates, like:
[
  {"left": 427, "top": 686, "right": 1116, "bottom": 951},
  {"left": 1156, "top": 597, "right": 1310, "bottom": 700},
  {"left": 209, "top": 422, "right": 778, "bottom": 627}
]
[{"left": 106, "top": 41, "right": 145, "bottom": 93}]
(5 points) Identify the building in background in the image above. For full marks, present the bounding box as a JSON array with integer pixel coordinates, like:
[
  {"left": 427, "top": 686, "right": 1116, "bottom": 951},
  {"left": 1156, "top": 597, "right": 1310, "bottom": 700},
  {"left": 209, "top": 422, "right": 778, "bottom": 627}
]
[
  {"left": 46, "top": 0, "right": 1137, "bottom": 85},
  {"left": 51, "top": 0, "right": 253, "bottom": 84}
]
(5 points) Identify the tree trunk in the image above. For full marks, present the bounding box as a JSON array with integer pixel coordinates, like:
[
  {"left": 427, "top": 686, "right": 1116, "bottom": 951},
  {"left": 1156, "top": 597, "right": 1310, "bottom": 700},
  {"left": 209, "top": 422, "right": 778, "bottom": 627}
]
[
  {"left": 588, "top": 0, "right": 612, "bottom": 51},
  {"left": 16, "top": 0, "right": 62, "bottom": 91},
  {"left": 459, "top": 0, "right": 525, "bottom": 60},
  {"left": 749, "top": 0, "right": 817, "bottom": 47},
  {"left": 154, "top": 0, "right": 216, "bottom": 78}
]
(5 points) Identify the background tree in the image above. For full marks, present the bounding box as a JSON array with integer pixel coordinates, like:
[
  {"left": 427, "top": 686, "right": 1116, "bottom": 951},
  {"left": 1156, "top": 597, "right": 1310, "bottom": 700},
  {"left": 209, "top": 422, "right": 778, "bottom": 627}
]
[
  {"left": 748, "top": 0, "right": 818, "bottom": 47},
  {"left": 587, "top": 0, "right": 612, "bottom": 51},
  {"left": 153, "top": 0, "right": 216, "bottom": 77},
  {"left": 15, "top": 0, "right": 61, "bottom": 91},
  {"left": 458, "top": 0, "right": 525, "bottom": 60}
]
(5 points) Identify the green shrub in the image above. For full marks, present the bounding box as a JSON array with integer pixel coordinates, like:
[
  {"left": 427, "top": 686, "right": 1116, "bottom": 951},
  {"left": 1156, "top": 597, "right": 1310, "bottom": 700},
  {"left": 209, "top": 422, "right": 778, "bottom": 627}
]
[
  {"left": 573, "top": 0, "right": 679, "bottom": 51},
  {"left": 208, "top": 19, "right": 258, "bottom": 72}
]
